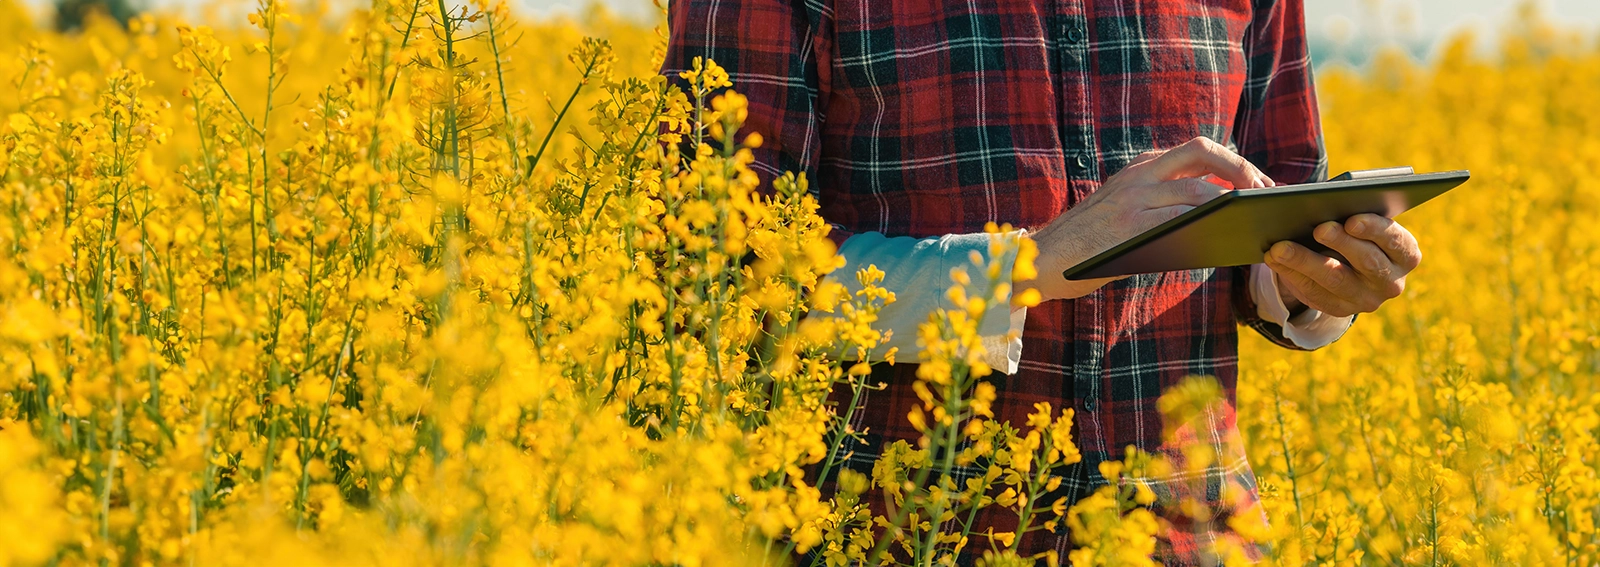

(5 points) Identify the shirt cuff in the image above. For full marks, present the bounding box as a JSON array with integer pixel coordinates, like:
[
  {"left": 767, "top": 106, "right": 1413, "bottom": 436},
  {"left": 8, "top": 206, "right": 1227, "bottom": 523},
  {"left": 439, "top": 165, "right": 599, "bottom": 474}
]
[
  {"left": 982, "top": 306, "right": 1027, "bottom": 376},
  {"left": 956, "top": 231, "right": 1026, "bottom": 375},
  {"left": 826, "top": 231, "right": 1029, "bottom": 375},
  {"left": 1248, "top": 264, "right": 1353, "bottom": 349}
]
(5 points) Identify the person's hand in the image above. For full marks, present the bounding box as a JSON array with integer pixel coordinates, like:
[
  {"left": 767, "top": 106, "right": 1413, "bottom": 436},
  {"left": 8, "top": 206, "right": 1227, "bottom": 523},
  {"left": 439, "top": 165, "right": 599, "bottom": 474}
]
[
  {"left": 1016, "top": 137, "right": 1273, "bottom": 305},
  {"left": 1263, "top": 214, "right": 1421, "bottom": 318}
]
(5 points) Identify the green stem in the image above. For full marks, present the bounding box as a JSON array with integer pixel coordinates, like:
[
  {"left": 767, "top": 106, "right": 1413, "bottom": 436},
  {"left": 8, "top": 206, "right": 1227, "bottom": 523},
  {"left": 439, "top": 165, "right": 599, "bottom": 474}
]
[{"left": 525, "top": 52, "right": 601, "bottom": 177}]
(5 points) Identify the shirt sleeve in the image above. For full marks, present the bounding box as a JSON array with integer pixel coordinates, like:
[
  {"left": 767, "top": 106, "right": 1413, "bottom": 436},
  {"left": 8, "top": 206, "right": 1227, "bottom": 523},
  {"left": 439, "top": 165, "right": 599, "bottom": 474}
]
[
  {"left": 1231, "top": 0, "right": 1326, "bottom": 185},
  {"left": 823, "top": 232, "right": 1027, "bottom": 375},
  {"left": 1228, "top": 0, "right": 1345, "bottom": 350},
  {"left": 661, "top": 0, "right": 856, "bottom": 247},
  {"left": 1246, "top": 265, "right": 1354, "bottom": 349},
  {"left": 663, "top": 4, "right": 1030, "bottom": 371}
]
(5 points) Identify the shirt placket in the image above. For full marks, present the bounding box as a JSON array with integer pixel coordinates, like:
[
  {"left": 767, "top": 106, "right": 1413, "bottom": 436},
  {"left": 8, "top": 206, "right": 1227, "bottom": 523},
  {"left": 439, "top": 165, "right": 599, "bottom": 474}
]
[{"left": 1053, "top": 0, "right": 1110, "bottom": 470}]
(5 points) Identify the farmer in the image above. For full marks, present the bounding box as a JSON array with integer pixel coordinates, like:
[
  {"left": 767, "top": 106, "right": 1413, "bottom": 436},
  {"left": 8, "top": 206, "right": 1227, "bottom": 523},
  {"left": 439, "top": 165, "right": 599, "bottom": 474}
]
[{"left": 663, "top": 0, "right": 1420, "bottom": 562}]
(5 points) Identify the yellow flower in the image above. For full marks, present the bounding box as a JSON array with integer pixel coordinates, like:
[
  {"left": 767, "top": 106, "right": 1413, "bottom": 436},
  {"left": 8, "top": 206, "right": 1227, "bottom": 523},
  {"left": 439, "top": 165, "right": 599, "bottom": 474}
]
[{"left": 0, "top": 2, "right": 1595, "bottom": 566}]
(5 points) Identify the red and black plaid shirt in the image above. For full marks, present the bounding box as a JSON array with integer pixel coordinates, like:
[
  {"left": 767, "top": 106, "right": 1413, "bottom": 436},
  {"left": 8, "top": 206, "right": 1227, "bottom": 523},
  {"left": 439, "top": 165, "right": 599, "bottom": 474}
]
[{"left": 664, "top": 0, "right": 1327, "bottom": 562}]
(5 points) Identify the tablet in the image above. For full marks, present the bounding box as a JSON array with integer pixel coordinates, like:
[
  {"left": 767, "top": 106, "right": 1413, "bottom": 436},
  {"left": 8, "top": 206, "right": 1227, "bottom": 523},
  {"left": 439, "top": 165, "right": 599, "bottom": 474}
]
[{"left": 1061, "top": 167, "right": 1471, "bottom": 280}]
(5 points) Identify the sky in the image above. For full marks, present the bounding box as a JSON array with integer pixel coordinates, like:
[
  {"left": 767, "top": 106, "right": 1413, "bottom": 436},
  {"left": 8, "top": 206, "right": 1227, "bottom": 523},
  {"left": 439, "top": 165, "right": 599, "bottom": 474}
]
[
  {"left": 511, "top": 0, "right": 1600, "bottom": 63},
  {"left": 513, "top": 0, "right": 1600, "bottom": 47},
  {"left": 1305, "top": 0, "right": 1598, "bottom": 43},
  {"left": 18, "top": 0, "right": 1600, "bottom": 51}
]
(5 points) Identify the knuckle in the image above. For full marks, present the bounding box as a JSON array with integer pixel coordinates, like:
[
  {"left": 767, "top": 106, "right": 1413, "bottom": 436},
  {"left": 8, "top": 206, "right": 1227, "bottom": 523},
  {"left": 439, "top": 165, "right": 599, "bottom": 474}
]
[
  {"left": 1384, "top": 278, "right": 1406, "bottom": 299},
  {"left": 1383, "top": 238, "right": 1403, "bottom": 257},
  {"left": 1278, "top": 273, "right": 1303, "bottom": 292},
  {"left": 1327, "top": 270, "right": 1355, "bottom": 292},
  {"left": 1295, "top": 273, "right": 1323, "bottom": 294},
  {"left": 1381, "top": 226, "right": 1404, "bottom": 244},
  {"left": 1177, "top": 137, "right": 1210, "bottom": 154},
  {"left": 1358, "top": 253, "right": 1386, "bottom": 274}
]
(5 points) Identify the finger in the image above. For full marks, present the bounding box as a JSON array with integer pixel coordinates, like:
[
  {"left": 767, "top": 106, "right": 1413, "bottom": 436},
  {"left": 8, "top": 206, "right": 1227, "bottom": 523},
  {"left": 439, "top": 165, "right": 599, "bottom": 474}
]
[
  {"left": 1264, "top": 258, "right": 1360, "bottom": 317},
  {"left": 1143, "top": 178, "right": 1230, "bottom": 208},
  {"left": 1108, "top": 150, "right": 1169, "bottom": 180},
  {"left": 1133, "top": 204, "right": 1196, "bottom": 227},
  {"left": 1132, "top": 137, "right": 1273, "bottom": 189},
  {"left": 1344, "top": 214, "right": 1422, "bottom": 272},
  {"left": 1311, "top": 221, "right": 1394, "bottom": 282},
  {"left": 1128, "top": 149, "right": 1166, "bottom": 168},
  {"left": 1267, "top": 240, "right": 1376, "bottom": 311},
  {"left": 1267, "top": 241, "right": 1345, "bottom": 279}
]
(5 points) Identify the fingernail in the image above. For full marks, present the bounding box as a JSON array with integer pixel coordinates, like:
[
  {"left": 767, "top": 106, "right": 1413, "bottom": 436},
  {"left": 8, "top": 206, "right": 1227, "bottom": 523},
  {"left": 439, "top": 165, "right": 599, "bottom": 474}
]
[
  {"left": 1272, "top": 242, "right": 1291, "bottom": 260},
  {"left": 1350, "top": 218, "right": 1367, "bottom": 232}
]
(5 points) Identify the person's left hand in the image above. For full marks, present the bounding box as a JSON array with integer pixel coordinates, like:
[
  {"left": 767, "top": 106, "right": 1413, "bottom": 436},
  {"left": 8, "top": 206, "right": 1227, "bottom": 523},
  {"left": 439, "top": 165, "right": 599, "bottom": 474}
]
[{"left": 1263, "top": 213, "right": 1422, "bottom": 318}]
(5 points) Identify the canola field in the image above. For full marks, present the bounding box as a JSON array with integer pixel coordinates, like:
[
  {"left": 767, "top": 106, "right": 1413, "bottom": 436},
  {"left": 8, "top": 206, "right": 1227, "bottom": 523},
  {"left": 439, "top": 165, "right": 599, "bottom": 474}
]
[
  {"left": 1238, "top": 25, "right": 1600, "bottom": 565},
  {"left": 0, "top": 1, "right": 1594, "bottom": 565}
]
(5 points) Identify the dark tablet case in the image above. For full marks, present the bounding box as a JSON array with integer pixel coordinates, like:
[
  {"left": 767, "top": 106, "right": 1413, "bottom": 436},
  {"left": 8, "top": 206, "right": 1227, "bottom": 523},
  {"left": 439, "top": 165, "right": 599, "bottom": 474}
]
[{"left": 1062, "top": 169, "right": 1471, "bottom": 280}]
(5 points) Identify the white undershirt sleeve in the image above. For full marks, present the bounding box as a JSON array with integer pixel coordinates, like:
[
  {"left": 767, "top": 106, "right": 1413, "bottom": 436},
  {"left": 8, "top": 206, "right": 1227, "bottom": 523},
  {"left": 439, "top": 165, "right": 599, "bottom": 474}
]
[
  {"left": 1247, "top": 263, "right": 1355, "bottom": 349},
  {"left": 822, "top": 231, "right": 1028, "bottom": 374}
]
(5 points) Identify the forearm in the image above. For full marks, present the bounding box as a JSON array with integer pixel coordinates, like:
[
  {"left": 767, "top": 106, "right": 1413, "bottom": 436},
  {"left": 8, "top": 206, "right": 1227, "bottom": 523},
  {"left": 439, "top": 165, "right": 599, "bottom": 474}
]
[{"left": 817, "top": 231, "right": 1028, "bottom": 374}]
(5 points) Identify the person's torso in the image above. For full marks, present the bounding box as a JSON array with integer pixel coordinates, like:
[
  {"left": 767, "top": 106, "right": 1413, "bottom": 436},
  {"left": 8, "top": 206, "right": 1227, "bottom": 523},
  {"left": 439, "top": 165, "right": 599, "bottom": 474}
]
[
  {"left": 808, "top": 1, "right": 1265, "bottom": 558},
  {"left": 816, "top": 0, "right": 1254, "bottom": 236},
  {"left": 810, "top": 0, "right": 1251, "bottom": 459}
]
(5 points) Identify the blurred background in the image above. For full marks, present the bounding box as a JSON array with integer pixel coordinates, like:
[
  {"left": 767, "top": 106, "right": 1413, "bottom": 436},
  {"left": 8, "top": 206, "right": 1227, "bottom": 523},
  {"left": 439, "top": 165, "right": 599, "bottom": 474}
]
[
  {"left": 1305, "top": 0, "right": 1598, "bottom": 64},
  {"left": 17, "top": 0, "right": 1600, "bottom": 64}
]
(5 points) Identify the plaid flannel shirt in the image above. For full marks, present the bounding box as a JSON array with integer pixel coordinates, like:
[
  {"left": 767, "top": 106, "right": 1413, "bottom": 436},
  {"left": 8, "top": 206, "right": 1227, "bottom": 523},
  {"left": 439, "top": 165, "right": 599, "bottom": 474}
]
[{"left": 664, "top": 0, "right": 1328, "bottom": 562}]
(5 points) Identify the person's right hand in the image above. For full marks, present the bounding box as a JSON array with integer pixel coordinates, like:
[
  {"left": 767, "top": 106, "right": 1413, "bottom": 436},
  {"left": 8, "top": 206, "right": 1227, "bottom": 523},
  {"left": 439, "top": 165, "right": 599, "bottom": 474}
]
[{"left": 1015, "top": 137, "right": 1274, "bottom": 306}]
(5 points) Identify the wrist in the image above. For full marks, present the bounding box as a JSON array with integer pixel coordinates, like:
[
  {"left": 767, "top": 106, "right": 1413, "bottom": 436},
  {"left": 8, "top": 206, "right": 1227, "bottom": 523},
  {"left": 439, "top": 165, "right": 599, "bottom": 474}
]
[
  {"left": 1016, "top": 215, "right": 1123, "bottom": 304},
  {"left": 1013, "top": 230, "right": 1051, "bottom": 307},
  {"left": 1015, "top": 228, "right": 1069, "bottom": 303}
]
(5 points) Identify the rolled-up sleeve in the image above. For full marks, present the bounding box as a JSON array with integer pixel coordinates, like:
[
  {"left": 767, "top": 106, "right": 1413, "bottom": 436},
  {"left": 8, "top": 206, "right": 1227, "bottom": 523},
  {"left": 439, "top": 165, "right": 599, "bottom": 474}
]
[{"left": 824, "top": 232, "right": 1027, "bottom": 375}]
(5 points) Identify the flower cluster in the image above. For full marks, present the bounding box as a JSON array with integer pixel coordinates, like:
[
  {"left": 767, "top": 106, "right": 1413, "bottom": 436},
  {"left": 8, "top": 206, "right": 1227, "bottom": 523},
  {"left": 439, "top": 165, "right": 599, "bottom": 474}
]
[
  {"left": 0, "top": 1, "right": 876, "bottom": 564},
  {"left": 0, "top": 1, "right": 1089, "bottom": 565},
  {"left": 0, "top": 1, "right": 1595, "bottom": 566},
  {"left": 1234, "top": 18, "right": 1600, "bottom": 566}
]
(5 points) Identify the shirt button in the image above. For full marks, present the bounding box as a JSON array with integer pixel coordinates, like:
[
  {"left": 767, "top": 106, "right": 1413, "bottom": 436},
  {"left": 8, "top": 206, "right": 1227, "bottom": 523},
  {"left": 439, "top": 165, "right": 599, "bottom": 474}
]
[
  {"left": 1083, "top": 394, "right": 1098, "bottom": 412},
  {"left": 1066, "top": 24, "right": 1086, "bottom": 44},
  {"left": 1072, "top": 153, "right": 1090, "bottom": 171}
]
